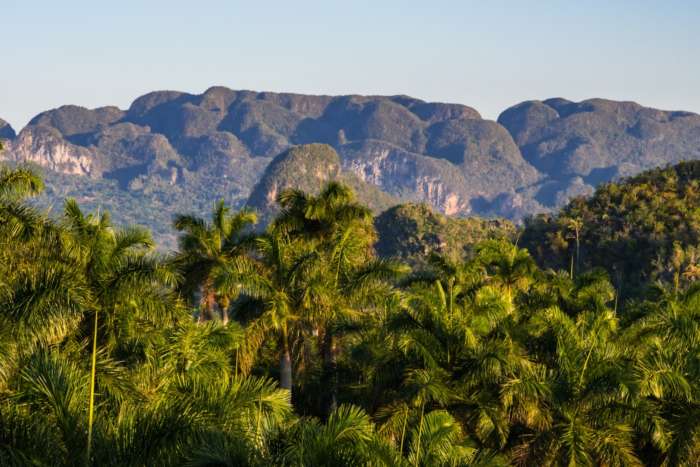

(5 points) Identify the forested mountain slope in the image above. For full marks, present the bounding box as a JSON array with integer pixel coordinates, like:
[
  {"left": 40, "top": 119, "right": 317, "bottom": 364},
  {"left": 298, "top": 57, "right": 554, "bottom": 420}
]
[
  {"left": 246, "top": 143, "right": 399, "bottom": 225},
  {"left": 522, "top": 160, "right": 700, "bottom": 296},
  {"left": 374, "top": 203, "right": 515, "bottom": 265}
]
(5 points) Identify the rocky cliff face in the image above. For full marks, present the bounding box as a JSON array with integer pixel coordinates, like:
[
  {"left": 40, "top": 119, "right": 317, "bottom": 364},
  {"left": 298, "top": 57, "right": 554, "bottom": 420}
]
[
  {"left": 2, "top": 88, "right": 700, "bottom": 245},
  {"left": 0, "top": 118, "right": 15, "bottom": 140},
  {"left": 5, "top": 125, "right": 98, "bottom": 176},
  {"left": 338, "top": 140, "right": 473, "bottom": 215},
  {"left": 1, "top": 87, "right": 541, "bottom": 220}
]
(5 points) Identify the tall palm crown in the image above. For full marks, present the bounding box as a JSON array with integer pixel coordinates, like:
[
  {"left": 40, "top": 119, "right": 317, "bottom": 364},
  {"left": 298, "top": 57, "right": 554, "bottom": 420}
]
[
  {"left": 272, "top": 182, "right": 396, "bottom": 413},
  {"left": 273, "top": 182, "right": 375, "bottom": 247},
  {"left": 233, "top": 229, "right": 313, "bottom": 392},
  {"left": 174, "top": 200, "right": 257, "bottom": 323},
  {"left": 61, "top": 199, "right": 180, "bottom": 346},
  {"left": 0, "top": 165, "right": 81, "bottom": 394}
]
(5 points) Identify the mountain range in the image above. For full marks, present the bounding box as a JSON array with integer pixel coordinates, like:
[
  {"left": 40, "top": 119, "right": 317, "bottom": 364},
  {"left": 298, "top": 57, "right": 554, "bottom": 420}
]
[{"left": 2, "top": 87, "right": 700, "bottom": 246}]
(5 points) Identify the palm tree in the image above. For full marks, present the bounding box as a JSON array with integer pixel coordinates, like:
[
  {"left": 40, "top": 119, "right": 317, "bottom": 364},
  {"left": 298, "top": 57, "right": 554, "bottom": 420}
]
[
  {"left": 60, "top": 199, "right": 179, "bottom": 462},
  {"left": 174, "top": 200, "right": 257, "bottom": 324},
  {"left": 3, "top": 331, "right": 292, "bottom": 466},
  {"left": 384, "top": 271, "right": 544, "bottom": 451},
  {"left": 312, "top": 229, "right": 405, "bottom": 414},
  {"left": 0, "top": 168, "right": 88, "bottom": 395},
  {"left": 225, "top": 229, "right": 311, "bottom": 392},
  {"left": 405, "top": 410, "right": 487, "bottom": 466},
  {"left": 0, "top": 164, "right": 44, "bottom": 201},
  {"left": 476, "top": 240, "right": 537, "bottom": 303},
  {"left": 273, "top": 182, "right": 373, "bottom": 244},
  {"left": 564, "top": 217, "right": 584, "bottom": 278},
  {"left": 281, "top": 404, "right": 391, "bottom": 466},
  {"left": 6, "top": 350, "right": 91, "bottom": 465},
  {"left": 273, "top": 182, "right": 385, "bottom": 413},
  {"left": 376, "top": 367, "right": 501, "bottom": 466},
  {"left": 514, "top": 306, "right": 651, "bottom": 466},
  {"left": 622, "top": 284, "right": 700, "bottom": 465},
  {"left": 0, "top": 164, "right": 48, "bottom": 255}
]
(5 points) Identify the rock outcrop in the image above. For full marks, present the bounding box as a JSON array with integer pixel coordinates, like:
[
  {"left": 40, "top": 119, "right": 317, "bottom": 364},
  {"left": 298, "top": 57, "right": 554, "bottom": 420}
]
[
  {"left": 5, "top": 125, "right": 98, "bottom": 176},
  {"left": 246, "top": 143, "right": 399, "bottom": 225}
]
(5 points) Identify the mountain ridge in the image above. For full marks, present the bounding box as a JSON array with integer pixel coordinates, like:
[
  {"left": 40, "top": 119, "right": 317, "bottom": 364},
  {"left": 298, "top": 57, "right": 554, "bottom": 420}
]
[{"left": 2, "top": 87, "right": 700, "bottom": 246}]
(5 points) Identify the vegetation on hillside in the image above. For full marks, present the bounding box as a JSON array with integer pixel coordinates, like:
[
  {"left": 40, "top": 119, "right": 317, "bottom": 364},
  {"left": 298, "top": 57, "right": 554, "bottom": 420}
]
[
  {"left": 523, "top": 161, "right": 700, "bottom": 297},
  {"left": 2, "top": 158, "right": 700, "bottom": 466},
  {"left": 246, "top": 144, "right": 399, "bottom": 225},
  {"left": 374, "top": 203, "right": 515, "bottom": 265},
  {"left": 30, "top": 162, "right": 263, "bottom": 251}
]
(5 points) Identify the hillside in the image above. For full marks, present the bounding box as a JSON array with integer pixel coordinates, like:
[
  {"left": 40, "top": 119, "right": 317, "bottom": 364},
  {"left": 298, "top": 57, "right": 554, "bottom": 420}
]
[
  {"left": 497, "top": 98, "right": 700, "bottom": 211},
  {"left": 522, "top": 160, "right": 700, "bottom": 295},
  {"left": 374, "top": 203, "right": 515, "bottom": 265},
  {"left": 1, "top": 88, "right": 538, "bottom": 217},
  {"left": 3, "top": 89, "right": 700, "bottom": 245},
  {"left": 246, "top": 143, "right": 399, "bottom": 225}
]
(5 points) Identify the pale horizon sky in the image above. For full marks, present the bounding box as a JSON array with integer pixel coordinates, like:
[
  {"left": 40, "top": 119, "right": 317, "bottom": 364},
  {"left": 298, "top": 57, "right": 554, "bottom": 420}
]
[{"left": 2, "top": 0, "right": 699, "bottom": 130}]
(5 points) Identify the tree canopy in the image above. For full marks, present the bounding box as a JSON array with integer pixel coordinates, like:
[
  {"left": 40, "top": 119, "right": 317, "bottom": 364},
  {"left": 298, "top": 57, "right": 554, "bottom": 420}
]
[{"left": 1, "top": 161, "right": 700, "bottom": 466}]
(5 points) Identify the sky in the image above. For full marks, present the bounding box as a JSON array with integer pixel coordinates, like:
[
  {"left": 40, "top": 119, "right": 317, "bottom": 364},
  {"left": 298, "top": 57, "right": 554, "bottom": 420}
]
[{"left": 2, "top": 0, "right": 699, "bottom": 130}]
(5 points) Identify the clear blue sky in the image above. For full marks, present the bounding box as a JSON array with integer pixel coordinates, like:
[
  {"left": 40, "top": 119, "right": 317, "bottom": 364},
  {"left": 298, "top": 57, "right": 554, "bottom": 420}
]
[{"left": 2, "top": 0, "right": 699, "bottom": 130}]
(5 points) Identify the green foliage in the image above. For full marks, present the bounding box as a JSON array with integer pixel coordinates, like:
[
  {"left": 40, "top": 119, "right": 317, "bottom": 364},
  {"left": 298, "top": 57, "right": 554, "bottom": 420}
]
[
  {"left": 375, "top": 203, "right": 515, "bottom": 265},
  {"left": 247, "top": 144, "right": 400, "bottom": 226},
  {"left": 2, "top": 162, "right": 700, "bottom": 466},
  {"left": 30, "top": 164, "right": 257, "bottom": 251},
  {"left": 522, "top": 160, "right": 700, "bottom": 296}
]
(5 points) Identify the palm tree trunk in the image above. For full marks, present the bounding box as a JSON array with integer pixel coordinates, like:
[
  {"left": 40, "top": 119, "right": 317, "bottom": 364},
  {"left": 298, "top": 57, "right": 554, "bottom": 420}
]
[
  {"left": 256, "top": 394, "right": 263, "bottom": 444},
  {"left": 570, "top": 254, "right": 574, "bottom": 279},
  {"left": 575, "top": 234, "right": 580, "bottom": 275},
  {"left": 219, "top": 296, "right": 230, "bottom": 325},
  {"left": 86, "top": 308, "right": 99, "bottom": 465},
  {"left": 399, "top": 404, "right": 408, "bottom": 454},
  {"left": 280, "top": 330, "right": 292, "bottom": 392},
  {"left": 414, "top": 403, "right": 425, "bottom": 467},
  {"left": 199, "top": 286, "right": 216, "bottom": 323},
  {"left": 321, "top": 330, "right": 338, "bottom": 415}
]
